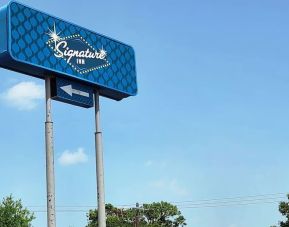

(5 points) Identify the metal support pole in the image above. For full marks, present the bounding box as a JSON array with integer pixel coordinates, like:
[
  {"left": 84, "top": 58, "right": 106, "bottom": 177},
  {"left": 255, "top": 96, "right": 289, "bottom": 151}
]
[
  {"left": 94, "top": 91, "right": 106, "bottom": 227},
  {"left": 45, "top": 76, "right": 56, "bottom": 227}
]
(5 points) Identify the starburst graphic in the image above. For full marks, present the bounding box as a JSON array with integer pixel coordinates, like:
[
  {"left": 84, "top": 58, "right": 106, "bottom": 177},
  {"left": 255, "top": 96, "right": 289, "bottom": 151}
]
[
  {"left": 99, "top": 47, "right": 107, "bottom": 58},
  {"left": 47, "top": 23, "right": 61, "bottom": 48}
]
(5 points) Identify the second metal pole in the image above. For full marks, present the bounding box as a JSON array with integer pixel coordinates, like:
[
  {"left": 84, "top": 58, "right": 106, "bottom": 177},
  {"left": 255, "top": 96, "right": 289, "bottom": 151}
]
[
  {"left": 45, "top": 76, "right": 56, "bottom": 227},
  {"left": 94, "top": 91, "right": 106, "bottom": 227}
]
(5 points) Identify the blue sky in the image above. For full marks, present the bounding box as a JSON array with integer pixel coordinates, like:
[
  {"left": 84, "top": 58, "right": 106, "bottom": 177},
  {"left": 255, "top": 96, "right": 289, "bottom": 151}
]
[{"left": 0, "top": 0, "right": 289, "bottom": 226}]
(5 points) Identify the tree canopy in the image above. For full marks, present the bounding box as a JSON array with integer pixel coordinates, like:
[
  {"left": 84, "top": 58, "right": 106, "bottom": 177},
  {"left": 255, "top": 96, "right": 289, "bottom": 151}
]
[
  {"left": 271, "top": 194, "right": 289, "bottom": 227},
  {"left": 0, "top": 195, "right": 35, "bottom": 227},
  {"left": 87, "top": 201, "right": 186, "bottom": 227}
]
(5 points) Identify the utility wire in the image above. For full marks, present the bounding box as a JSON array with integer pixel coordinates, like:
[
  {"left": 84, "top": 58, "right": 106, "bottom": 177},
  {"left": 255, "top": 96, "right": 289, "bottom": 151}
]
[
  {"left": 31, "top": 199, "right": 281, "bottom": 213},
  {"left": 177, "top": 200, "right": 282, "bottom": 209},
  {"left": 170, "top": 192, "right": 287, "bottom": 204},
  {"left": 172, "top": 196, "right": 285, "bottom": 207},
  {"left": 28, "top": 192, "right": 288, "bottom": 212},
  {"left": 30, "top": 199, "right": 282, "bottom": 213}
]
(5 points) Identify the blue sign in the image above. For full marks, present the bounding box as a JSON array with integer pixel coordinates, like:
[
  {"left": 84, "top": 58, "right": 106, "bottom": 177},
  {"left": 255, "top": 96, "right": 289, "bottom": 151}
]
[
  {"left": 0, "top": 1, "right": 137, "bottom": 101},
  {"left": 51, "top": 77, "right": 94, "bottom": 108}
]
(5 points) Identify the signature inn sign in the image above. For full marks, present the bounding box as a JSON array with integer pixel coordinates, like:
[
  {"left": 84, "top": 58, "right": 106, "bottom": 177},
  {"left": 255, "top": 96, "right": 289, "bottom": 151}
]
[
  {"left": 0, "top": 1, "right": 138, "bottom": 227},
  {"left": 0, "top": 1, "right": 137, "bottom": 101}
]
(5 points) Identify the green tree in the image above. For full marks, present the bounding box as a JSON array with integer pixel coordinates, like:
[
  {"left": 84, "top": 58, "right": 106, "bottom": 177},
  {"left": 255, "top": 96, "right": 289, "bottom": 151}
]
[
  {"left": 271, "top": 194, "right": 289, "bottom": 227},
  {"left": 0, "top": 195, "right": 35, "bottom": 227},
  {"left": 142, "top": 201, "right": 186, "bottom": 226},
  {"left": 87, "top": 204, "right": 134, "bottom": 227},
  {"left": 87, "top": 201, "right": 186, "bottom": 227}
]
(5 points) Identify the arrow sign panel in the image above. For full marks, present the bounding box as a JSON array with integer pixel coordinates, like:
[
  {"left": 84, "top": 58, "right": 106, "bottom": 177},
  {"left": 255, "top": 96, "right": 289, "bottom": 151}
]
[{"left": 51, "top": 78, "right": 94, "bottom": 108}]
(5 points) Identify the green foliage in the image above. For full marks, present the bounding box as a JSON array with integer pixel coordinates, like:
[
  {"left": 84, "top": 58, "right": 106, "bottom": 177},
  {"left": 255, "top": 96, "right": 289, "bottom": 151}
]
[
  {"left": 87, "top": 204, "right": 134, "bottom": 227},
  {"left": 0, "top": 195, "right": 35, "bottom": 227},
  {"left": 272, "top": 194, "right": 289, "bottom": 227},
  {"left": 87, "top": 201, "right": 186, "bottom": 227},
  {"left": 142, "top": 201, "right": 186, "bottom": 226}
]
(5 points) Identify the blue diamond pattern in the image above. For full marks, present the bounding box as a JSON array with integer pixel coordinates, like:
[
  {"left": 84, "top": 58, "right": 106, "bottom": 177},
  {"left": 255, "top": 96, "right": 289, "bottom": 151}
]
[{"left": 9, "top": 2, "right": 137, "bottom": 96}]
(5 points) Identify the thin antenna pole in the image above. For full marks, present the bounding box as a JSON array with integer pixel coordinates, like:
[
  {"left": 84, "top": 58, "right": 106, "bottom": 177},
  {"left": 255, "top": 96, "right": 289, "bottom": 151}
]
[{"left": 136, "top": 203, "right": 140, "bottom": 227}]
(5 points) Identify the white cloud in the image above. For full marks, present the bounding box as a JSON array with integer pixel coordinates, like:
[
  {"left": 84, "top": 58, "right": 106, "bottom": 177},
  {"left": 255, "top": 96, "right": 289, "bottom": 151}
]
[
  {"left": 58, "top": 148, "right": 88, "bottom": 166},
  {"left": 1, "top": 81, "right": 44, "bottom": 110},
  {"left": 150, "top": 178, "right": 188, "bottom": 196}
]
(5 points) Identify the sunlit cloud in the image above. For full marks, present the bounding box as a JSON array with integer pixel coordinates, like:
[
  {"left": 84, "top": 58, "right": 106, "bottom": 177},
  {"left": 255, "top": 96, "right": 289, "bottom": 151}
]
[
  {"left": 58, "top": 147, "right": 88, "bottom": 166},
  {"left": 1, "top": 81, "right": 44, "bottom": 111}
]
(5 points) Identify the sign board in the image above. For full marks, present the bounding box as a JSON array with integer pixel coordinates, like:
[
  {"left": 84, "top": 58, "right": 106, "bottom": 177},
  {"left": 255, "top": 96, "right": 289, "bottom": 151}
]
[
  {"left": 0, "top": 1, "right": 137, "bottom": 101},
  {"left": 51, "top": 77, "right": 94, "bottom": 108}
]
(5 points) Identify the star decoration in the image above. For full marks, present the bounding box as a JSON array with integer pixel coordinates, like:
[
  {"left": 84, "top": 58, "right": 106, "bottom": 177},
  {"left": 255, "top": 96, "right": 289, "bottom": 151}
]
[
  {"left": 47, "top": 23, "right": 61, "bottom": 47},
  {"left": 99, "top": 47, "right": 107, "bottom": 58}
]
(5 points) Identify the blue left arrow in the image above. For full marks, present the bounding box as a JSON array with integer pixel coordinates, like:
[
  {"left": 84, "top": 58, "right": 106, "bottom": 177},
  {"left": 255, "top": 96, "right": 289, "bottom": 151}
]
[{"left": 51, "top": 78, "right": 94, "bottom": 108}]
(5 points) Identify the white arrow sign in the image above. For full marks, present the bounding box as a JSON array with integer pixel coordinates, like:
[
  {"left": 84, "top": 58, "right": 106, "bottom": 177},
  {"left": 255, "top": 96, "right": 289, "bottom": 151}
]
[{"left": 60, "top": 85, "right": 90, "bottom": 97}]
